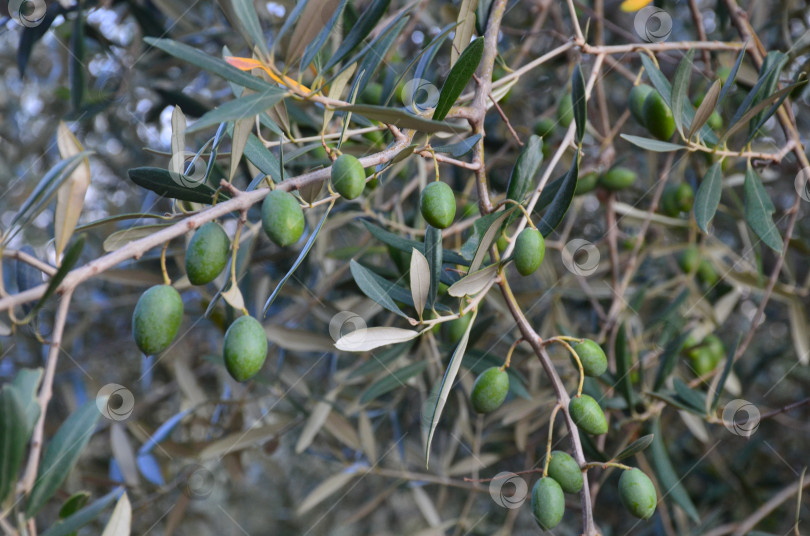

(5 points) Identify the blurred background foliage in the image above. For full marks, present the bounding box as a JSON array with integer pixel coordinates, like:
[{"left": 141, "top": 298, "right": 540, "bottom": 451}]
[{"left": 1, "top": 0, "right": 810, "bottom": 534}]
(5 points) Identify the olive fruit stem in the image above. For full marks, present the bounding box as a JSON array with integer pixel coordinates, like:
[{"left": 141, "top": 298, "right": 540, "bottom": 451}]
[
  {"left": 160, "top": 241, "right": 171, "bottom": 286},
  {"left": 583, "top": 461, "right": 632, "bottom": 471},
  {"left": 551, "top": 337, "right": 586, "bottom": 398},
  {"left": 543, "top": 403, "right": 563, "bottom": 477},
  {"left": 500, "top": 200, "right": 536, "bottom": 230},
  {"left": 501, "top": 338, "right": 524, "bottom": 370}
]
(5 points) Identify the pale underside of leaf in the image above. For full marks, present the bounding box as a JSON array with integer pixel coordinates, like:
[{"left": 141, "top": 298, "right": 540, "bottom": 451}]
[
  {"left": 447, "top": 263, "right": 498, "bottom": 297},
  {"left": 334, "top": 326, "right": 422, "bottom": 352},
  {"left": 55, "top": 123, "right": 91, "bottom": 260},
  {"left": 451, "top": 0, "right": 476, "bottom": 66},
  {"left": 410, "top": 248, "right": 430, "bottom": 319},
  {"left": 100, "top": 492, "right": 131, "bottom": 536}
]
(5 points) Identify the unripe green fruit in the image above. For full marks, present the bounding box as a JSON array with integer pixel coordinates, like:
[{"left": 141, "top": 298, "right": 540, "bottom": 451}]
[
  {"left": 690, "top": 348, "right": 716, "bottom": 376},
  {"left": 697, "top": 259, "right": 719, "bottom": 286},
  {"left": 557, "top": 93, "right": 574, "bottom": 128},
  {"left": 571, "top": 339, "right": 608, "bottom": 377},
  {"left": 675, "top": 183, "right": 694, "bottom": 212},
  {"left": 359, "top": 82, "right": 383, "bottom": 105},
  {"left": 642, "top": 91, "right": 676, "bottom": 141},
  {"left": 470, "top": 367, "right": 509, "bottom": 413},
  {"left": 678, "top": 246, "right": 699, "bottom": 273},
  {"left": 513, "top": 228, "right": 545, "bottom": 276},
  {"left": 575, "top": 171, "right": 599, "bottom": 195},
  {"left": 132, "top": 285, "right": 183, "bottom": 355},
  {"left": 568, "top": 394, "right": 608, "bottom": 435},
  {"left": 600, "top": 167, "right": 637, "bottom": 191},
  {"left": 223, "top": 316, "right": 268, "bottom": 382},
  {"left": 332, "top": 154, "right": 366, "bottom": 200},
  {"left": 619, "top": 468, "right": 657, "bottom": 520},
  {"left": 185, "top": 222, "right": 230, "bottom": 285},
  {"left": 447, "top": 314, "right": 472, "bottom": 345},
  {"left": 703, "top": 334, "right": 725, "bottom": 362},
  {"left": 533, "top": 117, "right": 556, "bottom": 138},
  {"left": 262, "top": 190, "right": 305, "bottom": 247},
  {"left": 547, "top": 451, "right": 583, "bottom": 494},
  {"left": 496, "top": 234, "right": 509, "bottom": 253},
  {"left": 661, "top": 184, "right": 682, "bottom": 216},
  {"left": 629, "top": 84, "right": 654, "bottom": 125},
  {"left": 420, "top": 181, "right": 456, "bottom": 229},
  {"left": 531, "top": 477, "right": 565, "bottom": 530}
]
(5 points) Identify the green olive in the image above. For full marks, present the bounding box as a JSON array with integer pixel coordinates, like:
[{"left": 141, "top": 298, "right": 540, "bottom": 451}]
[
  {"left": 678, "top": 246, "right": 699, "bottom": 273},
  {"left": 575, "top": 171, "right": 600, "bottom": 196},
  {"left": 223, "top": 316, "right": 268, "bottom": 382},
  {"left": 661, "top": 184, "right": 682, "bottom": 217},
  {"left": 629, "top": 84, "right": 654, "bottom": 125},
  {"left": 571, "top": 339, "right": 608, "bottom": 377},
  {"left": 185, "top": 222, "right": 230, "bottom": 285},
  {"left": 547, "top": 451, "right": 583, "bottom": 494},
  {"left": 642, "top": 91, "right": 676, "bottom": 141},
  {"left": 600, "top": 167, "right": 637, "bottom": 191},
  {"left": 132, "top": 285, "right": 183, "bottom": 355},
  {"left": 619, "top": 468, "right": 657, "bottom": 520},
  {"left": 568, "top": 394, "right": 608, "bottom": 435},
  {"left": 359, "top": 82, "right": 383, "bottom": 105},
  {"left": 531, "top": 477, "right": 565, "bottom": 530},
  {"left": 261, "top": 190, "right": 305, "bottom": 247},
  {"left": 557, "top": 93, "right": 574, "bottom": 128},
  {"left": 332, "top": 154, "right": 366, "bottom": 200},
  {"left": 513, "top": 228, "right": 545, "bottom": 276},
  {"left": 533, "top": 117, "right": 556, "bottom": 138},
  {"left": 420, "top": 181, "right": 456, "bottom": 229},
  {"left": 697, "top": 259, "right": 719, "bottom": 286},
  {"left": 470, "top": 367, "right": 509, "bottom": 413},
  {"left": 446, "top": 314, "right": 472, "bottom": 345}
]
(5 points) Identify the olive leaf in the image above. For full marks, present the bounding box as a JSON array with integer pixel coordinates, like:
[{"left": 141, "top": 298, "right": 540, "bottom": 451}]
[
  {"left": 716, "top": 44, "right": 746, "bottom": 107},
  {"left": 349, "top": 260, "right": 410, "bottom": 319},
  {"left": 187, "top": 90, "right": 286, "bottom": 133},
  {"left": 648, "top": 419, "right": 700, "bottom": 523},
  {"left": 447, "top": 263, "right": 499, "bottom": 297},
  {"left": 229, "top": 117, "right": 252, "bottom": 182},
  {"left": 352, "top": 16, "right": 409, "bottom": 97},
  {"left": 360, "top": 362, "right": 428, "bottom": 404},
  {"left": 505, "top": 135, "right": 544, "bottom": 205},
  {"left": 300, "top": 0, "right": 349, "bottom": 71},
  {"left": 688, "top": 79, "right": 721, "bottom": 141},
  {"left": 670, "top": 48, "right": 695, "bottom": 137},
  {"left": 409, "top": 248, "right": 430, "bottom": 319},
  {"left": 361, "top": 221, "right": 468, "bottom": 265},
  {"left": 653, "top": 331, "right": 693, "bottom": 391},
  {"left": 0, "top": 386, "right": 28, "bottom": 503},
  {"left": 572, "top": 64, "right": 587, "bottom": 144},
  {"left": 694, "top": 162, "right": 723, "bottom": 233},
  {"left": 336, "top": 104, "right": 469, "bottom": 134},
  {"left": 433, "top": 36, "right": 484, "bottom": 121},
  {"left": 537, "top": 149, "right": 578, "bottom": 237},
  {"left": 40, "top": 488, "right": 124, "bottom": 536},
  {"left": 323, "top": 0, "right": 391, "bottom": 71},
  {"left": 451, "top": 0, "right": 476, "bottom": 67},
  {"left": 432, "top": 133, "right": 482, "bottom": 157},
  {"left": 711, "top": 336, "right": 740, "bottom": 410},
  {"left": 469, "top": 207, "right": 514, "bottom": 272},
  {"left": 24, "top": 235, "right": 85, "bottom": 322},
  {"left": 128, "top": 167, "right": 229, "bottom": 204},
  {"left": 743, "top": 164, "right": 783, "bottom": 252},
  {"left": 424, "top": 309, "right": 478, "bottom": 468},
  {"left": 54, "top": 123, "right": 90, "bottom": 261},
  {"left": 231, "top": 0, "right": 270, "bottom": 57},
  {"left": 620, "top": 134, "right": 686, "bottom": 152},
  {"left": 424, "top": 226, "right": 443, "bottom": 309},
  {"left": 99, "top": 492, "right": 131, "bottom": 536},
  {"left": 285, "top": 0, "right": 341, "bottom": 67},
  {"left": 613, "top": 434, "right": 654, "bottom": 461},
  {"left": 334, "top": 326, "right": 422, "bottom": 352}
]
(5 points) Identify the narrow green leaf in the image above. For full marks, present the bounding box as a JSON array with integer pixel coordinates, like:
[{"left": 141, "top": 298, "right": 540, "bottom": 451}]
[
  {"left": 673, "top": 378, "right": 707, "bottom": 414},
  {"left": 744, "top": 164, "right": 783, "bottom": 252},
  {"left": 469, "top": 208, "right": 514, "bottom": 272},
  {"left": 25, "top": 235, "right": 85, "bottom": 321},
  {"left": 323, "top": 0, "right": 391, "bottom": 71},
  {"left": 433, "top": 36, "right": 484, "bottom": 121},
  {"left": 424, "top": 310, "right": 478, "bottom": 468},
  {"left": 620, "top": 134, "right": 685, "bottom": 153},
  {"left": 263, "top": 204, "right": 332, "bottom": 315},
  {"left": 712, "top": 336, "right": 740, "bottom": 410},
  {"left": 744, "top": 76, "right": 807, "bottom": 144},
  {"left": 187, "top": 90, "right": 286, "bottom": 133},
  {"left": 58, "top": 491, "right": 90, "bottom": 519},
  {"left": 285, "top": 0, "right": 341, "bottom": 67},
  {"left": 349, "top": 260, "right": 409, "bottom": 319},
  {"left": 613, "top": 323, "right": 635, "bottom": 409},
  {"left": 614, "top": 434, "right": 654, "bottom": 462},
  {"left": 451, "top": 0, "right": 476, "bottom": 66},
  {"left": 654, "top": 330, "right": 692, "bottom": 391},
  {"left": 648, "top": 419, "right": 700, "bottom": 523},
  {"left": 26, "top": 401, "right": 101, "bottom": 517},
  {"left": 432, "top": 133, "right": 482, "bottom": 157},
  {"left": 11, "top": 368, "right": 43, "bottom": 436},
  {"left": 694, "top": 162, "right": 723, "bottom": 233},
  {"left": 671, "top": 48, "right": 695, "bottom": 137},
  {"left": 0, "top": 386, "right": 28, "bottom": 502},
  {"left": 721, "top": 81, "right": 805, "bottom": 144},
  {"left": 749, "top": 51, "right": 789, "bottom": 133},
  {"left": 232, "top": 0, "right": 270, "bottom": 57},
  {"left": 505, "top": 135, "right": 543, "bottom": 204},
  {"left": 360, "top": 362, "right": 428, "bottom": 404},
  {"left": 424, "top": 226, "right": 442, "bottom": 309},
  {"left": 351, "top": 13, "right": 407, "bottom": 94},
  {"left": 537, "top": 149, "right": 578, "bottom": 237},
  {"left": 128, "top": 167, "right": 229, "bottom": 204},
  {"left": 572, "top": 64, "right": 587, "bottom": 143},
  {"left": 350, "top": 342, "right": 414, "bottom": 379},
  {"left": 647, "top": 390, "right": 705, "bottom": 415},
  {"left": 361, "top": 220, "right": 469, "bottom": 265},
  {"left": 716, "top": 44, "right": 746, "bottom": 107},
  {"left": 40, "top": 488, "right": 123, "bottom": 536},
  {"left": 241, "top": 132, "right": 282, "bottom": 182},
  {"left": 447, "top": 263, "right": 498, "bottom": 297},
  {"left": 688, "top": 79, "right": 721, "bottom": 141},
  {"left": 144, "top": 38, "right": 278, "bottom": 93},
  {"left": 336, "top": 104, "right": 469, "bottom": 134},
  {"left": 726, "top": 52, "right": 788, "bottom": 135}
]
